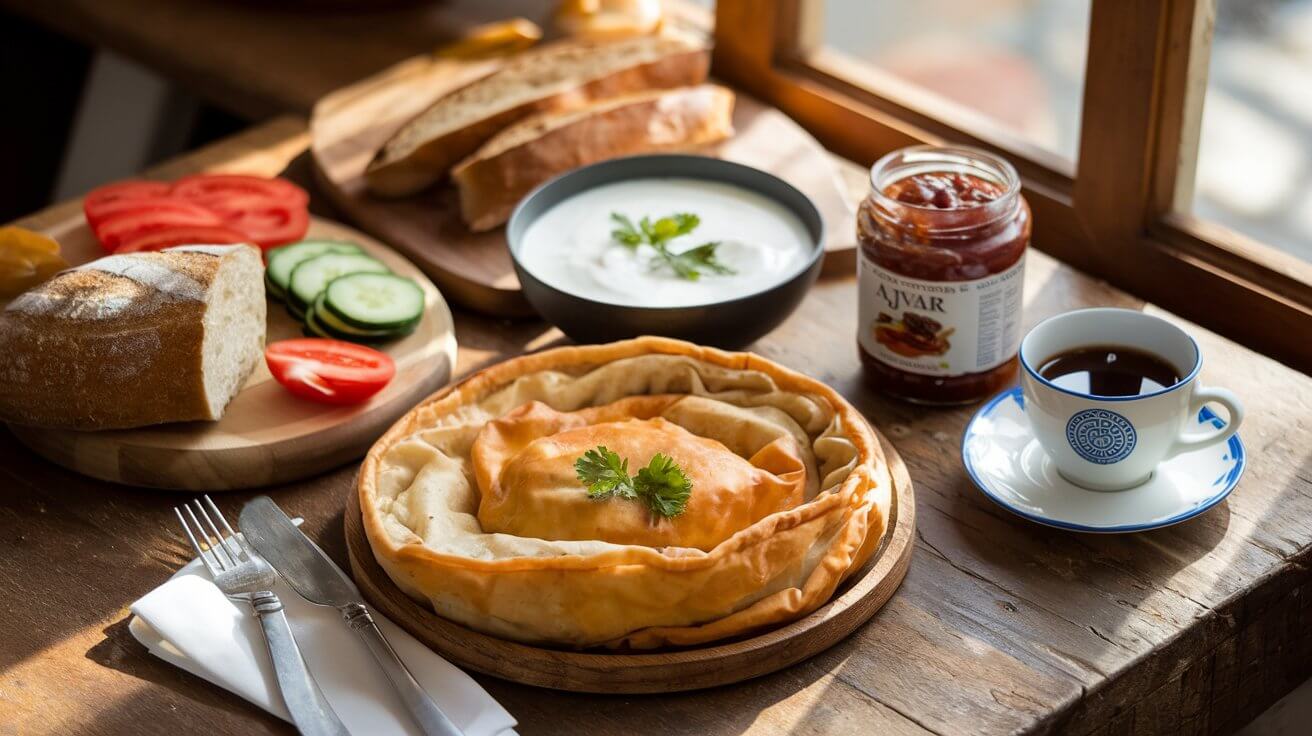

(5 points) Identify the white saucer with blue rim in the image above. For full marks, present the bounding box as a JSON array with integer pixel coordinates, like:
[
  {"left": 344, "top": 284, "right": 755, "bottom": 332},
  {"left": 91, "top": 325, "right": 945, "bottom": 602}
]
[{"left": 961, "top": 387, "right": 1245, "bottom": 533}]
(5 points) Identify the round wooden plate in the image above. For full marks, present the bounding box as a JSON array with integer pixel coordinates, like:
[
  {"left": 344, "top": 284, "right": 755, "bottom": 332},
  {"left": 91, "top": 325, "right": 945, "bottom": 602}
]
[
  {"left": 343, "top": 430, "right": 914, "bottom": 694},
  {"left": 7, "top": 216, "right": 458, "bottom": 491},
  {"left": 309, "top": 54, "right": 857, "bottom": 317}
]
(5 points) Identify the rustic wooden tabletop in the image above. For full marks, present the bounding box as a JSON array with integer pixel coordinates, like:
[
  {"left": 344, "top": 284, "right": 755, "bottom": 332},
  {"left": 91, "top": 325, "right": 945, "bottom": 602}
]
[
  {"left": 1, "top": 116, "right": 1310, "bottom": 736},
  {"left": 1, "top": 2, "right": 1311, "bottom": 735}
]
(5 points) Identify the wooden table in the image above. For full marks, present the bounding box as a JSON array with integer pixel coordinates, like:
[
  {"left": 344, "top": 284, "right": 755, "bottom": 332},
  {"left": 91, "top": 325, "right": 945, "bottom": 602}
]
[{"left": 2, "top": 117, "right": 1311, "bottom": 736}]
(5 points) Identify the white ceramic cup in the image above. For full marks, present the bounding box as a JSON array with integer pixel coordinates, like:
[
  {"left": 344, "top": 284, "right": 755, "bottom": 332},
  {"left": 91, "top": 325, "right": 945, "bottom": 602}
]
[{"left": 1018, "top": 308, "right": 1244, "bottom": 491}]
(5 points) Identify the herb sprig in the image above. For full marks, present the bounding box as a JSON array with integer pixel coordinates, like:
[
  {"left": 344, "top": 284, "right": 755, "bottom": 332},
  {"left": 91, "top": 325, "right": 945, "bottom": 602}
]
[
  {"left": 610, "top": 212, "right": 734, "bottom": 281},
  {"left": 575, "top": 445, "right": 692, "bottom": 519}
]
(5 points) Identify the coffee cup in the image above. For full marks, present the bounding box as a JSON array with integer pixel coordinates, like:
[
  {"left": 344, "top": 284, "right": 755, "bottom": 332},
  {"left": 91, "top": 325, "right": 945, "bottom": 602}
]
[{"left": 1018, "top": 308, "right": 1244, "bottom": 491}]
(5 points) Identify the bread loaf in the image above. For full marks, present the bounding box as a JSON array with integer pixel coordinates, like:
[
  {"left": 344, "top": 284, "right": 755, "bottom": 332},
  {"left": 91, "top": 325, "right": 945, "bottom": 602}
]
[
  {"left": 0, "top": 244, "right": 266, "bottom": 430},
  {"left": 452, "top": 84, "right": 736, "bottom": 231},
  {"left": 365, "top": 33, "right": 709, "bottom": 198}
]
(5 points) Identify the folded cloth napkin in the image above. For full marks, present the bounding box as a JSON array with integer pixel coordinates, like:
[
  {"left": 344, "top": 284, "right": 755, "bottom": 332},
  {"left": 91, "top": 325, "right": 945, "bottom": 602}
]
[{"left": 129, "top": 527, "right": 517, "bottom": 736}]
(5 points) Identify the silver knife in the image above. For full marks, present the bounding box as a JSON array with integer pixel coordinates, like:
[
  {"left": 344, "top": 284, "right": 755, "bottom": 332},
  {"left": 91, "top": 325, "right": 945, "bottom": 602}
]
[{"left": 240, "top": 496, "right": 465, "bottom": 736}]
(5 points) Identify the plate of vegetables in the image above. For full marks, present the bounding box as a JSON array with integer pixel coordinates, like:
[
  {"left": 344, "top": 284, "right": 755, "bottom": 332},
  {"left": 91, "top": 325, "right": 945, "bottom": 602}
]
[{"left": 11, "top": 202, "right": 458, "bottom": 491}]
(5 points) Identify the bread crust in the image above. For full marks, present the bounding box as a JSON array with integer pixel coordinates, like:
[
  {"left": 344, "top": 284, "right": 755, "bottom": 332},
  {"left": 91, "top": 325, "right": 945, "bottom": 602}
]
[
  {"left": 452, "top": 85, "right": 736, "bottom": 231},
  {"left": 0, "top": 246, "right": 262, "bottom": 431},
  {"left": 364, "top": 36, "right": 710, "bottom": 197}
]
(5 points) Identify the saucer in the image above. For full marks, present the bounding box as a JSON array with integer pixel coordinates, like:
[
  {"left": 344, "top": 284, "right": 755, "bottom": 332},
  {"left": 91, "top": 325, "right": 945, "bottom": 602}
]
[{"left": 961, "top": 387, "right": 1245, "bottom": 533}]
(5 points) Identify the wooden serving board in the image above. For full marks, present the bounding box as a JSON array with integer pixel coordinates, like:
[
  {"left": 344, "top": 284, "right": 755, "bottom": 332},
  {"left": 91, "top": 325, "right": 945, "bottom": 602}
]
[
  {"left": 7, "top": 216, "right": 458, "bottom": 491},
  {"left": 310, "top": 54, "right": 857, "bottom": 317},
  {"left": 343, "top": 429, "right": 913, "bottom": 694}
]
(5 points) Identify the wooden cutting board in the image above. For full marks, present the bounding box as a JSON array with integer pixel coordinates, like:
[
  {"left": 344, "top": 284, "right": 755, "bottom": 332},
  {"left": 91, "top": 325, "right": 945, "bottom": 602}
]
[
  {"left": 310, "top": 54, "right": 857, "bottom": 317},
  {"left": 343, "top": 429, "right": 913, "bottom": 694},
  {"left": 6, "top": 216, "right": 457, "bottom": 491}
]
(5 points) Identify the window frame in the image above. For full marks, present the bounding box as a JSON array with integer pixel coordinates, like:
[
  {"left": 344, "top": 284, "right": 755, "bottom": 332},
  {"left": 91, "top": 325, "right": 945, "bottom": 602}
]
[{"left": 711, "top": 0, "right": 1312, "bottom": 372}]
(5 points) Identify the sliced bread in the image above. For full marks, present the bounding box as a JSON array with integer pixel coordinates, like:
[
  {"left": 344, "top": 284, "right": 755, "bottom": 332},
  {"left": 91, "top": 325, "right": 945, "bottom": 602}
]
[
  {"left": 452, "top": 84, "right": 736, "bottom": 231},
  {"left": 365, "top": 33, "right": 709, "bottom": 198},
  {"left": 0, "top": 244, "right": 266, "bottom": 430}
]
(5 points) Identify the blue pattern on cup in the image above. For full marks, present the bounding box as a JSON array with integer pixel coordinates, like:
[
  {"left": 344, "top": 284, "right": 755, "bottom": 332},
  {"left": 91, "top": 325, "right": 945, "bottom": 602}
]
[{"left": 1066, "top": 408, "right": 1137, "bottom": 464}]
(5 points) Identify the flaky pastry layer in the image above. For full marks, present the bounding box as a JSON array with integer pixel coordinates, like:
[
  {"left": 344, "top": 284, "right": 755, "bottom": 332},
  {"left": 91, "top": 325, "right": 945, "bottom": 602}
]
[{"left": 360, "top": 337, "right": 890, "bottom": 648}]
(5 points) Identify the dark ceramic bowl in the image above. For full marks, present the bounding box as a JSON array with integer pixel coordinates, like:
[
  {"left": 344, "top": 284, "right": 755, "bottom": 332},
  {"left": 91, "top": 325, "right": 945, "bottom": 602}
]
[{"left": 507, "top": 154, "right": 825, "bottom": 348}]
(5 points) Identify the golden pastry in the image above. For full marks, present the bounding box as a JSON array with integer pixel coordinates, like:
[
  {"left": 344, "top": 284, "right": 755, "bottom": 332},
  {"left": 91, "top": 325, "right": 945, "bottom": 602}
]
[
  {"left": 360, "top": 337, "right": 890, "bottom": 649},
  {"left": 555, "top": 0, "right": 664, "bottom": 39},
  {"left": 436, "top": 18, "right": 542, "bottom": 60},
  {"left": 0, "top": 226, "right": 67, "bottom": 298}
]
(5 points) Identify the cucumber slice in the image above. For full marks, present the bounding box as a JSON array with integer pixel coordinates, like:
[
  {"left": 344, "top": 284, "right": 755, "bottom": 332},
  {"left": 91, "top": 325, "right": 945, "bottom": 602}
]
[
  {"left": 265, "top": 271, "right": 286, "bottom": 303},
  {"left": 302, "top": 304, "right": 334, "bottom": 339},
  {"left": 322, "top": 272, "right": 425, "bottom": 332},
  {"left": 287, "top": 253, "right": 388, "bottom": 316},
  {"left": 313, "top": 294, "right": 395, "bottom": 338},
  {"left": 308, "top": 294, "right": 416, "bottom": 344},
  {"left": 266, "top": 240, "right": 363, "bottom": 295}
]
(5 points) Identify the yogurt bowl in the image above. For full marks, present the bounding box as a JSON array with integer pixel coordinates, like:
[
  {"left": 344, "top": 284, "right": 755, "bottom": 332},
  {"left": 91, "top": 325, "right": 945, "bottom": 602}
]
[{"left": 507, "top": 155, "right": 825, "bottom": 348}]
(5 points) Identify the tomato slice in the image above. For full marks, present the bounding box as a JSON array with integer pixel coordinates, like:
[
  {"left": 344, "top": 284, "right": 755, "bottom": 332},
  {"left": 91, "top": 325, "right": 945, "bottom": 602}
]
[
  {"left": 114, "top": 225, "right": 248, "bottom": 253},
  {"left": 216, "top": 201, "right": 309, "bottom": 248},
  {"left": 265, "top": 338, "right": 395, "bottom": 405},
  {"left": 84, "top": 174, "right": 311, "bottom": 251},
  {"left": 171, "top": 174, "right": 309, "bottom": 209},
  {"left": 93, "top": 202, "right": 226, "bottom": 251},
  {"left": 168, "top": 175, "right": 310, "bottom": 248},
  {"left": 84, "top": 180, "right": 172, "bottom": 229}
]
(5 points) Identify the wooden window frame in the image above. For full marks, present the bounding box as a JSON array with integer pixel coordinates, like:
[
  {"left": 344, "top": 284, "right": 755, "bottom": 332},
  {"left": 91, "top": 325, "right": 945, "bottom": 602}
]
[{"left": 711, "top": 0, "right": 1312, "bottom": 372}]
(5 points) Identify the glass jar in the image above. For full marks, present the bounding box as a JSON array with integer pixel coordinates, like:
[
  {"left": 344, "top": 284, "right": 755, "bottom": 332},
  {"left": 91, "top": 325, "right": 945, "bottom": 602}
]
[{"left": 857, "top": 145, "right": 1031, "bottom": 404}]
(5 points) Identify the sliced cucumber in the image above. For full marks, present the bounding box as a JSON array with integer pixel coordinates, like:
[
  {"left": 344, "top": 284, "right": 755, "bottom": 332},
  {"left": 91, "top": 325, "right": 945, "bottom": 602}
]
[
  {"left": 322, "top": 272, "right": 425, "bottom": 332},
  {"left": 265, "top": 271, "right": 286, "bottom": 303},
  {"left": 302, "top": 304, "right": 334, "bottom": 339},
  {"left": 287, "top": 252, "right": 388, "bottom": 316},
  {"left": 313, "top": 294, "right": 395, "bottom": 338},
  {"left": 266, "top": 240, "right": 363, "bottom": 296},
  {"left": 308, "top": 294, "right": 416, "bottom": 344},
  {"left": 287, "top": 297, "right": 306, "bottom": 322}
]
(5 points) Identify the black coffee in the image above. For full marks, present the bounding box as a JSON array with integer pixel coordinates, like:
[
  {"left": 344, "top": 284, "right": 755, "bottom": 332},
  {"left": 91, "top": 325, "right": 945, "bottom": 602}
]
[{"left": 1038, "top": 345, "right": 1181, "bottom": 397}]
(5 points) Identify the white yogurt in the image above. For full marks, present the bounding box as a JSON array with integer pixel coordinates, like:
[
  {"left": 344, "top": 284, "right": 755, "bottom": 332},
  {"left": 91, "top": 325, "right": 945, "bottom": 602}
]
[{"left": 517, "top": 177, "right": 814, "bottom": 308}]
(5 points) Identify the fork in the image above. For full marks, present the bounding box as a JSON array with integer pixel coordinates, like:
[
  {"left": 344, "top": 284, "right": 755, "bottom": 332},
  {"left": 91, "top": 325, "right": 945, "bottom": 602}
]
[{"left": 175, "top": 496, "right": 351, "bottom": 736}]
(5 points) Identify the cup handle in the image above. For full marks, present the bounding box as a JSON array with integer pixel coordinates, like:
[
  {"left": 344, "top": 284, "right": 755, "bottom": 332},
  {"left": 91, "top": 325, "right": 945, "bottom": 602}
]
[{"left": 1168, "top": 386, "right": 1244, "bottom": 458}]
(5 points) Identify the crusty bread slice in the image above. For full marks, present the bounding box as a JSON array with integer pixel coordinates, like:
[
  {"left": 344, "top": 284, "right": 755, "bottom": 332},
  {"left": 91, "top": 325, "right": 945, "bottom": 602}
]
[
  {"left": 0, "top": 244, "right": 266, "bottom": 430},
  {"left": 365, "top": 33, "right": 709, "bottom": 198},
  {"left": 451, "top": 84, "right": 736, "bottom": 231}
]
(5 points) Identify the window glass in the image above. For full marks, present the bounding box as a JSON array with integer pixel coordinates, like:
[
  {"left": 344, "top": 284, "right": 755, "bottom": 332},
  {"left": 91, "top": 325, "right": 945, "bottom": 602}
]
[
  {"left": 1191, "top": 0, "right": 1312, "bottom": 263},
  {"left": 820, "top": 0, "right": 1090, "bottom": 162}
]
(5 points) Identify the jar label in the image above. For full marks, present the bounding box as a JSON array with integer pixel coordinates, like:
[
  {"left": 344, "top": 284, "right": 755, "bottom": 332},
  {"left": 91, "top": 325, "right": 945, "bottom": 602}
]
[{"left": 857, "top": 253, "right": 1025, "bottom": 377}]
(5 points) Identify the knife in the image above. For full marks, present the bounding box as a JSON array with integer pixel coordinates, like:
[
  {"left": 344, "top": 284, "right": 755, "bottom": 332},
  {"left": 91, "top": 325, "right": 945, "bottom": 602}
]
[{"left": 240, "top": 496, "right": 465, "bottom": 736}]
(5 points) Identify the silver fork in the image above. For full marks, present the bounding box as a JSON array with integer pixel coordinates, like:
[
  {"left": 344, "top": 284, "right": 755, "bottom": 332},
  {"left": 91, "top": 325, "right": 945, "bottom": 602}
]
[{"left": 175, "top": 496, "right": 351, "bottom": 736}]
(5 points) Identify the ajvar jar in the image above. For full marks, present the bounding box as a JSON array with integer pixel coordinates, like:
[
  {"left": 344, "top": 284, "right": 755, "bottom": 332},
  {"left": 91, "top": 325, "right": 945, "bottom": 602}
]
[{"left": 857, "top": 145, "right": 1031, "bottom": 404}]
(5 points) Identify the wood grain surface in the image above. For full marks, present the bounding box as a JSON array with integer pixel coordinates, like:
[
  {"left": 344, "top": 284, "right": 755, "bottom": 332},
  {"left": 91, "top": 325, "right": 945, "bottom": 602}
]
[
  {"left": 342, "top": 430, "right": 913, "bottom": 694},
  {"left": 310, "top": 53, "right": 857, "bottom": 316},
  {"left": 3, "top": 121, "right": 1312, "bottom": 736},
  {"left": 4, "top": 215, "right": 457, "bottom": 491}
]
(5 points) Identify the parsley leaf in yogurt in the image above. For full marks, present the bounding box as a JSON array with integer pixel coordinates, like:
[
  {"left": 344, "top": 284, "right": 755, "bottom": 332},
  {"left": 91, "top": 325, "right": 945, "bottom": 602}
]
[{"left": 609, "top": 211, "right": 735, "bottom": 281}]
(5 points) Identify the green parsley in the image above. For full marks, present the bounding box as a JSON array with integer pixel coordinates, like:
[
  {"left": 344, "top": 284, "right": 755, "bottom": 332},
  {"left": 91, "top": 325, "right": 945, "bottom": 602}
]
[
  {"left": 610, "top": 212, "right": 734, "bottom": 281},
  {"left": 574, "top": 446, "right": 692, "bottom": 519}
]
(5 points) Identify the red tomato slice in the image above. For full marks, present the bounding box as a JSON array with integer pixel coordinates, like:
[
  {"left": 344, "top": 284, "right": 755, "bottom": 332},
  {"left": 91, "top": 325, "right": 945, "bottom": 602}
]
[
  {"left": 171, "top": 174, "right": 309, "bottom": 209},
  {"left": 93, "top": 203, "right": 226, "bottom": 251},
  {"left": 114, "top": 225, "right": 248, "bottom": 253},
  {"left": 265, "top": 339, "right": 395, "bottom": 405},
  {"left": 217, "top": 201, "right": 309, "bottom": 248},
  {"left": 84, "top": 180, "right": 172, "bottom": 229}
]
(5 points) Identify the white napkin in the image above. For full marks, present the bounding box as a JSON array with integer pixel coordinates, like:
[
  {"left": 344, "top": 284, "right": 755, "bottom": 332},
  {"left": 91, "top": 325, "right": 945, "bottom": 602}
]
[{"left": 129, "top": 527, "right": 517, "bottom": 736}]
